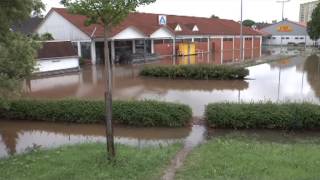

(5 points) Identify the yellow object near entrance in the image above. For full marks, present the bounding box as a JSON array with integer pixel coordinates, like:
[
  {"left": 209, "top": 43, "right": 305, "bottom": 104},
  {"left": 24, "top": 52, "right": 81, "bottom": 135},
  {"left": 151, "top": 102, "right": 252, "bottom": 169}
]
[{"left": 178, "top": 43, "right": 196, "bottom": 56}]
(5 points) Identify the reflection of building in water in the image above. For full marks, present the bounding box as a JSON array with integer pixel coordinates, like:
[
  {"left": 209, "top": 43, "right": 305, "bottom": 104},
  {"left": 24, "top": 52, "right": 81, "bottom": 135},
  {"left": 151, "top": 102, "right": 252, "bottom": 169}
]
[{"left": 304, "top": 55, "right": 320, "bottom": 99}]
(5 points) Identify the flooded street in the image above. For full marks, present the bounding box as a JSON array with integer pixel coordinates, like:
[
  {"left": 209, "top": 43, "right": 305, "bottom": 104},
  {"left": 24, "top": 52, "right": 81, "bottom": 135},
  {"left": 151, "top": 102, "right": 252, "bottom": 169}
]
[{"left": 23, "top": 52, "right": 320, "bottom": 116}]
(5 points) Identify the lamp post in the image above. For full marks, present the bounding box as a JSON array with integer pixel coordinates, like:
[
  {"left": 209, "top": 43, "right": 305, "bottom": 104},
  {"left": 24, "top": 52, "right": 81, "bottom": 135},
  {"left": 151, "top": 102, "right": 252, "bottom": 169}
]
[
  {"left": 240, "top": 0, "right": 244, "bottom": 62},
  {"left": 276, "top": 0, "right": 290, "bottom": 21}
]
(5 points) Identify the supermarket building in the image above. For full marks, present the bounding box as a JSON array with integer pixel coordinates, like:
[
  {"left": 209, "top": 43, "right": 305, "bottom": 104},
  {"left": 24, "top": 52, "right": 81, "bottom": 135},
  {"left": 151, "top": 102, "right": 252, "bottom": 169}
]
[{"left": 36, "top": 8, "right": 262, "bottom": 64}]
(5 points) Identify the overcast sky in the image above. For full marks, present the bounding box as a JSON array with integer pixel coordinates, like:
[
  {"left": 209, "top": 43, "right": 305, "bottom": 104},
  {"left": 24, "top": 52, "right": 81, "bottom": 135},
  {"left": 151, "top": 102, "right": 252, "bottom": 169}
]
[{"left": 42, "top": 0, "right": 315, "bottom": 23}]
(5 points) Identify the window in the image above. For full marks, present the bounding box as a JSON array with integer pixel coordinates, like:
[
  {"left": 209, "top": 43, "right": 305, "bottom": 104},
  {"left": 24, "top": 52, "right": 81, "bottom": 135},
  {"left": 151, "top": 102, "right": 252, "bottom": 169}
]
[
  {"left": 80, "top": 42, "right": 91, "bottom": 59},
  {"left": 192, "top": 25, "right": 199, "bottom": 32},
  {"left": 286, "top": 37, "right": 290, "bottom": 39},
  {"left": 175, "top": 24, "right": 182, "bottom": 31},
  {"left": 300, "top": 37, "right": 305, "bottom": 40},
  {"left": 267, "top": 37, "right": 271, "bottom": 39},
  {"left": 194, "top": 38, "right": 208, "bottom": 42},
  {"left": 154, "top": 40, "right": 164, "bottom": 44},
  {"left": 281, "top": 37, "right": 285, "bottom": 40},
  {"left": 164, "top": 39, "right": 173, "bottom": 44},
  {"left": 72, "top": 42, "right": 78, "bottom": 55},
  {"left": 223, "top": 38, "right": 233, "bottom": 42},
  {"left": 295, "top": 37, "right": 299, "bottom": 40},
  {"left": 245, "top": 37, "right": 252, "bottom": 41},
  {"left": 272, "top": 37, "right": 276, "bottom": 40}
]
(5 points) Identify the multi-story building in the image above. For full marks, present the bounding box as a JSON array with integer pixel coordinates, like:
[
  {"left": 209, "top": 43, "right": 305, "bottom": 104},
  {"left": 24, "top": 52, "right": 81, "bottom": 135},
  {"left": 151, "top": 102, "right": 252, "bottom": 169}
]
[{"left": 299, "top": 1, "right": 319, "bottom": 24}]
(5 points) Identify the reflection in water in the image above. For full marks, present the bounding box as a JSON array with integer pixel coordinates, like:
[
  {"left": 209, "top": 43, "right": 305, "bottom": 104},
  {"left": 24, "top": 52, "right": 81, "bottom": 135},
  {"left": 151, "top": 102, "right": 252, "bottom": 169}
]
[
  {"left": 0, "top": 120, "right": 190, "bottom": 158},
  {"left": 304, "top": 55, "right": 320, "bottom": 99},
  {"left": 23, "top": 54, "right": 320, "bottom": 116}
]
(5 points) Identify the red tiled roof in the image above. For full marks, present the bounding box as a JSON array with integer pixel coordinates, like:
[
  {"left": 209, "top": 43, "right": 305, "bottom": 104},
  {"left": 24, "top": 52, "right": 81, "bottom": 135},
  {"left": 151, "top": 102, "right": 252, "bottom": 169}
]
[
  {"left": 37, "top": 41, "right": 78, "bottom": 59},
  {"left": 50, "top": 8, "right": 261, "bottom": 38}
]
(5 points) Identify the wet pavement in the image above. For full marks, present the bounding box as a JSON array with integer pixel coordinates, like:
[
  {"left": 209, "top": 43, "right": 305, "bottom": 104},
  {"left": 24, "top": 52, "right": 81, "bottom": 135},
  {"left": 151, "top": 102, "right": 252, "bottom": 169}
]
[{"left": 23, "top": 53, "right": 320, "bottom": 116}]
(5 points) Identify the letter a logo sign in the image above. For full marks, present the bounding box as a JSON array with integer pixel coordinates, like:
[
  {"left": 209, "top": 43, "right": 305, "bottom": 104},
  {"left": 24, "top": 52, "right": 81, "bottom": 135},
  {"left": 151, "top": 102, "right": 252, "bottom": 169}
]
[{"left": 159, "top": 15, "right": 167, "bottom": 25}]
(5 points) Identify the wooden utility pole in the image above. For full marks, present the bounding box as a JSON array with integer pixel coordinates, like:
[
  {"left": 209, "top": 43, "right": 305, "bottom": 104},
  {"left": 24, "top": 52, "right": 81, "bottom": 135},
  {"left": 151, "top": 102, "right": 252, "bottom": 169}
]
[{"left": 104, "top": 26, "right": 115, "bottom": 159}]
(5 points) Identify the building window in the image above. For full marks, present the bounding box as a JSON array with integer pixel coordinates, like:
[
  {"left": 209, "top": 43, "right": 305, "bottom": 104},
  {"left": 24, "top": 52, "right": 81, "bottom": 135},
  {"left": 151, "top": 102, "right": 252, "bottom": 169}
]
[
  {"left": 286, "top": 37, "right": 290, "bottom": 39},
  {"left": 281, "top": 37, "right": 285, "bottom": 40},
  {"left": 300, "top": 37, "right": 305, "bottom": 40},
  {"left": 245, "top": 37, "right": 252, "bottom": 41},
  {"left": 295, "top": 37, "right": 299, "bottom": 40},
  {"left": 80, "top": 42, "right": 91, "bottom": 59},
  {"left": 272, "top": 37, "right": 276, "bottom": 40},
  {"left": 72, "top": 42, "right": 78, "bottom": 55},
  {"left": 223, "top": 38, "right": 233, "bottom": 42},
  {"left": 194, "top": 38, "right": 208, "bottom": 42},
  {"left": 154, "top": 40, "right": 164, "bottom": 44},
  {"left": 164, "top": 39, "right": 173, "bottom": 44}
]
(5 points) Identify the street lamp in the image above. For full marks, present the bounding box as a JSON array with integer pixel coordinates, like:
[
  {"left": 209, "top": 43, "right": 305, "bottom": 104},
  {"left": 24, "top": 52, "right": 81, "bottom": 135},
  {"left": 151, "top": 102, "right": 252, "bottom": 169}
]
[
  {"left": 240, "top": 0, "right": 244, "bottom": 62},
  {"left": 276, "top": 0, "right": 290, "bottom": 21}
]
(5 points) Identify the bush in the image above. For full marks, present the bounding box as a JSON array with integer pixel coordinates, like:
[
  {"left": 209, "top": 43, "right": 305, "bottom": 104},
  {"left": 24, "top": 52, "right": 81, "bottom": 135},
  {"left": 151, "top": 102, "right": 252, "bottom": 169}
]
[
  {"left": 0, "top": 99, "right": 192, "bottom": 127},
  {"left": 206, "top": 102, "right": 320, "bottom": 130},
  {"left": 140, "top": 64, "right": 249, "bottom": 80}
]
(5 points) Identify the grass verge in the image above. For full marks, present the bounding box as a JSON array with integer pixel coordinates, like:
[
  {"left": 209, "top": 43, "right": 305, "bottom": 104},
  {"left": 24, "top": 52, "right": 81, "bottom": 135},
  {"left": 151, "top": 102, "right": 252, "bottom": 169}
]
[
  {"left": 0, "top": 143, "right": 181, "bottom": 180},
  {"left": 176, "top": 136, "right": 320, "bottom": 180}
]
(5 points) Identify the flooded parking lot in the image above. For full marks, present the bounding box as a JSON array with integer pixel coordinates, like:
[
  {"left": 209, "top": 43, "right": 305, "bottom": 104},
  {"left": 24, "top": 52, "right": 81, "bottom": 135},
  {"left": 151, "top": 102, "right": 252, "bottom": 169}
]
[
  {"left": 23, "top": 52, "right": 320, "bottom": 116},
  {"left": 2, "top": 47, "right": 320, "bottom": 158}
]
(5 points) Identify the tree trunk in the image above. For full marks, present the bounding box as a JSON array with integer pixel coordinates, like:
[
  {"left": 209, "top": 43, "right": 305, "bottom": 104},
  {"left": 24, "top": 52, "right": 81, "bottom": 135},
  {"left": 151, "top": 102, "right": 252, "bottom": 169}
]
[{"left": 103, "top": 26, "right": 115, "bottom": 159}]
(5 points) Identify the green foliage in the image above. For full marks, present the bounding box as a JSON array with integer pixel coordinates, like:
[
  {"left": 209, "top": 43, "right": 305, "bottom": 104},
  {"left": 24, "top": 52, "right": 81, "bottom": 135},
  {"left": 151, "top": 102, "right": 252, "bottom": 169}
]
[
  {"left": 242, "top": 19, "right": 256, "bottom": 27},
  {"left": 1, "top": 99, "right": 192, "bottom": 127},
  {"left": 210, "top": 14, "right": 219, "bottom": 19},
  {"left": 140, "top": 64, "right": 249, "bottom": 80},
  {"left": 307, "top": 2, "right": 320, "bottom": 41},
  {"left": 0, "top": 143, "right": 181, "bottom": 180},
  {"left": 206, "top": 102, "right": 320, "bottom": 130},
  {"left": 176, "top": 137, "right": 320, "bottom": 180},
  {"left": 32, "top": 33, "right": 54, "bottom": 41},
  {"left": 0, "top": 0, "right": 44, "bottom": 108}
]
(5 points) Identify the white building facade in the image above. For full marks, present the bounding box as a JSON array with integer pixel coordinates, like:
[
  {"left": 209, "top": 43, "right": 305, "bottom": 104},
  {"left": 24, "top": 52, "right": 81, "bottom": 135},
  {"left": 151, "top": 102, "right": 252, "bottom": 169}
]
[{"left": 261, "top": 20, "right": 318, "bottom": 46}]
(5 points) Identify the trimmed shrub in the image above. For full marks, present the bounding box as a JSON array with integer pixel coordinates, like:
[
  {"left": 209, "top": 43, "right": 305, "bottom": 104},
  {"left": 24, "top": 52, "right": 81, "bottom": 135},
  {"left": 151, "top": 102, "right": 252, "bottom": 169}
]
[
  {"left": 140, "top": 64, "right": 249, "bottom": 80},
  {"left": 206, "top": 102, "right": 320, "bottom": 130},
  {"left": 0, "top": 99, "right": 192, "bottom": 127}
]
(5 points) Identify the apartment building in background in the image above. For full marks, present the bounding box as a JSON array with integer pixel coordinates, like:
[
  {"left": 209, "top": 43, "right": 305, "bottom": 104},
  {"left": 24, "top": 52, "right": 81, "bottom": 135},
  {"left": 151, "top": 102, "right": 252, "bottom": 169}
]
[{"left": 299, "top": 1, "right": 319, "bottom": 24}]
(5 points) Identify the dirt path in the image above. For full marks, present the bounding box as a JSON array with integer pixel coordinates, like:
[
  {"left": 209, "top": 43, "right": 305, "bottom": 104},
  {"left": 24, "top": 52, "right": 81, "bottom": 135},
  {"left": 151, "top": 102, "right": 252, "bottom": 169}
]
[{"left": 162, "top": 118, "right": 207, "bottom": 180}]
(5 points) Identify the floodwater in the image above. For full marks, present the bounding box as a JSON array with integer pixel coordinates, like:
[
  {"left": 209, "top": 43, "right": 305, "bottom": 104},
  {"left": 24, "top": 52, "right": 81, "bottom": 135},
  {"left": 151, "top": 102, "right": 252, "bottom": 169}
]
[
  {"left": 2, "top": 46, "right": 319, "bottom": 158},
  {"left": 23, "top": 49, "right": 320, "bottom": 116},
  {"left": 0, "top": 120, "right": 190, "bottom": 158}
]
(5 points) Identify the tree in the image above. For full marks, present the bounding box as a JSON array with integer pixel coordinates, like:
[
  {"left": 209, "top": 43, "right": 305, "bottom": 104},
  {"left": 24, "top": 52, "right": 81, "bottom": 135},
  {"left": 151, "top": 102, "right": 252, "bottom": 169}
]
[
  {"left": 243, "top": 19, "right": 256, "bottom": 27},
  {"left": 32, "top": 33, "right": 54, "bottom": 41},
  {"left": 0, "top": 0, "right": 44, "bottom": 107},
  {"left": 307, "top": 2, "right": 320, "bottom": 42},
  {"left": 62, "top": 0, "right": 156, "bottom": 160},
  {"left": 210, "top": 14, "right": 219, "bottom": 19}
]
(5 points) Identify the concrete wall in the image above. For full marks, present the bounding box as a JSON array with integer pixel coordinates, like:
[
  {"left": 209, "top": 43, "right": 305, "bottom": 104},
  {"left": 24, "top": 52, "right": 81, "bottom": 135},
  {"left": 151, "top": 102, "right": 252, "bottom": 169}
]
[{"left": 35, "top": 57, "right": 79, "bottom": 73}]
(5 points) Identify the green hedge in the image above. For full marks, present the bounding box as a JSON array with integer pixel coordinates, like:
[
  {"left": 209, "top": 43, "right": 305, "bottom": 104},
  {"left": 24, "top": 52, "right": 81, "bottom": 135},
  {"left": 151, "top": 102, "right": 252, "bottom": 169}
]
[
  {"left": 140, "top": 64, "right": 249, "bottom": 80},
  {"left": 0, "top": 99, "right": 192, "bottom": 127},
  {"left": 206, "top": 102, "right": 320, "bottom": 130}
]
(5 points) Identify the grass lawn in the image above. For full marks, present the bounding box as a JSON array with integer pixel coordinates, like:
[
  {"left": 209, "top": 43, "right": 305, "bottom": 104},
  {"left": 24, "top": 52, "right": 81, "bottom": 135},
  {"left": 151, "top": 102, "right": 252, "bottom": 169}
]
[
  {"left": 0, "top": 143, "right": 181, "bottom": 180},
  {"left": 176, "top": 136, "right": 320, "bottom": 180}
]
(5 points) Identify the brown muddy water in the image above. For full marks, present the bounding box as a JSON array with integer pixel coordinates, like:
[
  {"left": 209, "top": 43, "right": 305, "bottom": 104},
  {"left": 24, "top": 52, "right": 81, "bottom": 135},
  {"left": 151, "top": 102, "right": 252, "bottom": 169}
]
[
  {"left": 23, "top": 53, "right": 320, "bottom": 116},
  {"left": 0, "top": 120, "right": 191, "bottom": 158},
  {"left": 2, "top": 47, "right": 319, "bottom": 158}
]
